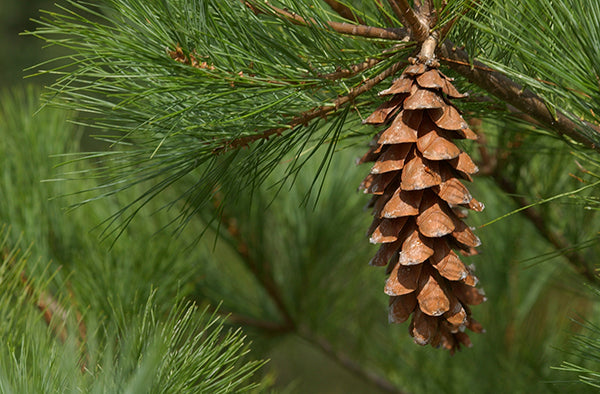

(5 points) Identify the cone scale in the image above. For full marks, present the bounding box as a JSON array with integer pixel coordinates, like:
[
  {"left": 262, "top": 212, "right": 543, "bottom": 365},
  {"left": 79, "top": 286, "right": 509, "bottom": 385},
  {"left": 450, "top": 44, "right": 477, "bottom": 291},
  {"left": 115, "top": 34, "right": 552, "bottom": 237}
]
[{"left": 359, "top": 61, "right": 485, "bottom": 353}]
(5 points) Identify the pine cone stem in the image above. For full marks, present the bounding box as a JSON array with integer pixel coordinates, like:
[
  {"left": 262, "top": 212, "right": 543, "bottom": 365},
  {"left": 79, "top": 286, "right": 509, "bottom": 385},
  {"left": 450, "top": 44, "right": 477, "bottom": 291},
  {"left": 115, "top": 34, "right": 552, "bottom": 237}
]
[{"left": 417, "top": 32, "right": 439, "bottom": 66}]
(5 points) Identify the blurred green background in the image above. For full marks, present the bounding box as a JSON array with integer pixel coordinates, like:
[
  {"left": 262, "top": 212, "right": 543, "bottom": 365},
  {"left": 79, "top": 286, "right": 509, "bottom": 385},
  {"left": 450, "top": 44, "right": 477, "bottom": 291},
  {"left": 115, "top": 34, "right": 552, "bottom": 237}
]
[
  {"left": 1, "top": 0, "right": 53, "bottom": 87},
  {"left": 0, "top": 3, "right": 390, "bottom": 392}
]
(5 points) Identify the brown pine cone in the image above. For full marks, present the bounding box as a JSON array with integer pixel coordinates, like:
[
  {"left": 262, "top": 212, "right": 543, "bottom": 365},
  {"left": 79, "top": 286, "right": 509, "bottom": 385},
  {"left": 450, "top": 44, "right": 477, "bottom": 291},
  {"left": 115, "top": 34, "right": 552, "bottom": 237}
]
[{"left": 359, "top": 62, "right": 485, "bottom": 353}]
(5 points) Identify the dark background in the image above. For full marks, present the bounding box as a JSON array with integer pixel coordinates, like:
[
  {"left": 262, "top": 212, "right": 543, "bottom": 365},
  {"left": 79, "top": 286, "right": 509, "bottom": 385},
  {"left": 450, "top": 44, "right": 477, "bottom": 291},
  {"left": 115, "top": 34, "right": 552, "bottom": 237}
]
[{"left": 1, "top": 1, "right": 55, "bottom": 87}]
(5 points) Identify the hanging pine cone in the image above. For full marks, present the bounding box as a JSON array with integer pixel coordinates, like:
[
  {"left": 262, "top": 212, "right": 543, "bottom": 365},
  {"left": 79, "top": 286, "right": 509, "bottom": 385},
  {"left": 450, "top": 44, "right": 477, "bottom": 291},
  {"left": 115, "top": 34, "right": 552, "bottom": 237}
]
[{"left": 359, "top": 60, "right": 486, "bottom": 353}]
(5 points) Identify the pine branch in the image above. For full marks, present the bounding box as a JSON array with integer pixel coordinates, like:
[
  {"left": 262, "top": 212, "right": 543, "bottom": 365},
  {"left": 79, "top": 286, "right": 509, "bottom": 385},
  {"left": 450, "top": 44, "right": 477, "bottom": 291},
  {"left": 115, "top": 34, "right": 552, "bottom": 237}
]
[
  {"left": 246, "top": 1, "right": 408, "bottom": 40},
  {"left": 298, "top": 330, "right": 409, "bottom": 394},
  {"left": 213, "top": 61, "right": 407, "bottom": 153},
  {"left": 477, "top": 135, "right": 600, "bottom": 286},
  {"left": 438, "top": 41, "right": 600, "bottom": 153},
  {"left": 438, "top": 1, "right": 479, "bottom": 42},
  {"left": 228, "top": 315, "right": 291, "bottom": 333},
  {"left": 211, "top": 309, "right": 293, "bottom": 333},
  {"left": 214, "top": 199, "right": 409, "bottom": 393},
  {"left": 322, "top": 0, "right": 365, "bottom": 24},
  {"left": 315, "top": 41, "right": 410, "bottom": 80},
  {"left": 222, "top": 309, "right": 409, "bottom": 392},
  {"left": 415, "top": 0, "right": 435, "bottom": 24},
  {"left": 217, "top": 201, "right": 296, "bottom": 330},
  {"left": 493, "top": 175, "right": 599, "bottom": 286},
  {"left": 386, "top": 0, "right": 429, "bottom": 42},
  {"left": 17, "top": 270, "right": 89, "bottom": 371}
]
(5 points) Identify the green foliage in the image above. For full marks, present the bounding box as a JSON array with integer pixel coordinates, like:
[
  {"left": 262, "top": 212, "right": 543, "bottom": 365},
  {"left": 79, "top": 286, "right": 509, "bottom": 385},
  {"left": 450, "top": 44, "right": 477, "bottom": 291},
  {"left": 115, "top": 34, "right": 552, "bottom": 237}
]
[
  {"left": 27, "top": 0, "right": 416, "bottom": 232},
  {"left": 556, "top": 307, "right": 600, "bottom": 389},
  {"left": 0, "top": 234, "right": 263, "bottom": 393},
  {"left": 1, "top": 81, "right": 599, "bottom": 393},
  {"left": 553, "top": 154, "right": 600, "bottom": 389},
  {"left": 459, "top": 0, "right": 600, "bottom": 144},
  {"left": 0, "top": 87, "right": 264, "bottom": 393}
]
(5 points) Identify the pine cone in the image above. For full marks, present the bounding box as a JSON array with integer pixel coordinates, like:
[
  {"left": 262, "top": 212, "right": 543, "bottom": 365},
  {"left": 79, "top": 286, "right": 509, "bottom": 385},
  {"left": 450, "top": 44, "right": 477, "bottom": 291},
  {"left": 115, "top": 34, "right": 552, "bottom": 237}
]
[{"left": 359, "top": 62, "right": 486, "bottom": 353}]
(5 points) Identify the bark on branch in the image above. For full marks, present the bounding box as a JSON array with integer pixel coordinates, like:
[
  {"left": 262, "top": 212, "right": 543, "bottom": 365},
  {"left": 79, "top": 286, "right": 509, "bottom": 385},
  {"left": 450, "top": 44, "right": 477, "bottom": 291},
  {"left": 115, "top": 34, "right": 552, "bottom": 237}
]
[
  {"left": 387, "top": 0, "right": 429, "bottom": 42},
  {"left": 323, "top": 0, "right": 365, "bottom": 24},
  {"left": 214, "top": 61, "right": 406, "bottom": 153},
  {"left": 438, "top": 40, "right": 600, "bottom": 153},
  {"left": 476, "top": 133, "right": 600, "bottom": 286},
  {"left": 298, "top": 330, "right": 410, "bottom": 394},
  {"left": 494, "top": 174, "right": 600, "bottom": 285},
  {"left": 319, "top": 57, "right": 384, "bottom": 80},
  {"left": 216, "top": 202, "right": 296, "bottom": 330},
  {"left": 241, "top": 3, "right": 600, "bottom": 158},
  {"left": 211, "top": 203, "right": 411, "bottom": 393},
  {"left": 247, "top": 1, "right": 408, "bottom": 40}
]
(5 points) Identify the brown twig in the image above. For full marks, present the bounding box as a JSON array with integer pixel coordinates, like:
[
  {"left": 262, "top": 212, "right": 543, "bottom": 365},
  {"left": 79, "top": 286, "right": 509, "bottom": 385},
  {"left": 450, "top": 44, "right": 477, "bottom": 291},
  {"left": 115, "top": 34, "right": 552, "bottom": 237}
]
[
  {"left": 438, "top": 40, "right": 600, "bottom": 153},
  {"left": 319, "top": 42, "right": 410, "bottom": 80},
  {"left": 247, "top": 1, "right": 408, "bottom": 40},
  {"left": 415, "top": 0, "right": 436, "bottom": 26},
  {"left": 18, "top": 271, "right": 89, "bottom": 371},
  {"left": 169, "top": 43, "right": 401, "bottom": 86},
  {"left": 385, "top": 0, "right": 408, "bottom": 27},
  {"left": 386, "top": 0, "right": 429, "bottom": 42},
  {"left": 210, "top": 307, "right": 294, "bottom": 334},
  {"left": 476, "top": 134, "right": 600, "bottom": 286},
  {"left": 323, "top": 0, "right": 365, "bottom": 24},
  {"left": 416, "top": 31, "right": 439, "bottom": 65},
  {"left": 298, "top": 329, "right": 410, "bottom": 394},
  {"left": 213, "top": 61, "right": 406, "bottom": 153},
  {"left": 215, "top": 200, "right": 296, "bottom": 330},
  {"left": 20, "top": 271, "right": 67, "bottom": 343},
  {"left": 495, "top": 175, "right": 599, "bottom": 285},
  {"left": 211, "top": 199, "right": 410, "bottom": 393}
]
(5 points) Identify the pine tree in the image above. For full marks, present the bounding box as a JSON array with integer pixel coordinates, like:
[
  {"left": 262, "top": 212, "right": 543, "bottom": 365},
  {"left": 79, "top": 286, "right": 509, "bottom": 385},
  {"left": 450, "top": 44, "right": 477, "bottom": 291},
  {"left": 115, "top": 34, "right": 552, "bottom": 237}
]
[{"left": 3, "top": 0, "right": 600, "bottom": 392}]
